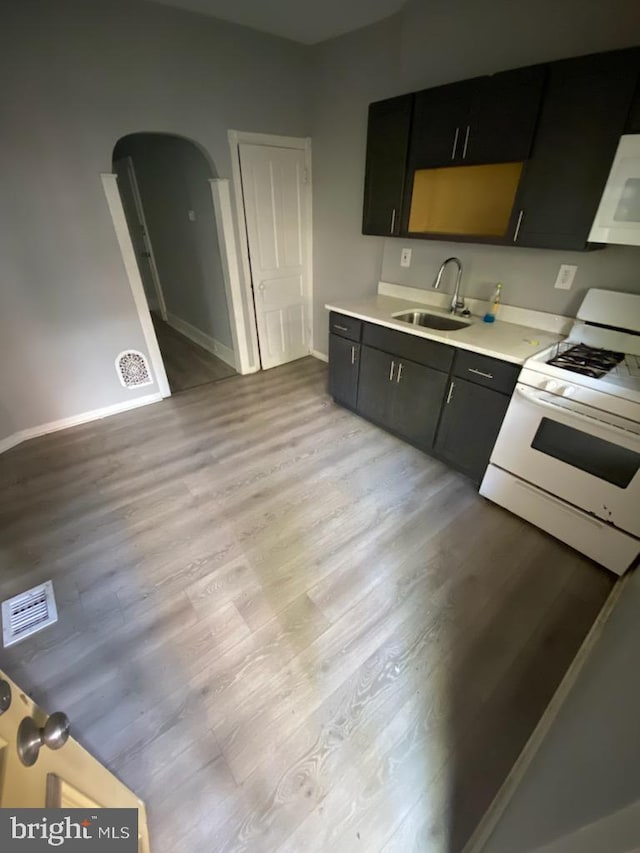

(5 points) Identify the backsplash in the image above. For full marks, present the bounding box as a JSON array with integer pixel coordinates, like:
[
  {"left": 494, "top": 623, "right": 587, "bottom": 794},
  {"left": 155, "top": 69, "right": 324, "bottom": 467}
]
[{"left": 381, "top": 239, "right": 640, "bottom": 317}]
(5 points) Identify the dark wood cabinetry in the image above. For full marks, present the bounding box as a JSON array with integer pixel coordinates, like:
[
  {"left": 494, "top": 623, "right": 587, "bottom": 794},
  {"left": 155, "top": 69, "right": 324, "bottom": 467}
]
[
  {"left": 467, "top": 66, "right": 545, "bottom": 165},
  {"left": 362, "top": 95, "right": 413, "bottom": 236},
  {"left": 409, "top": 81, "right": 475, "bottom": 168},
  {"left": 408, "top": 67, "right": 545, "bottom": 171},
  {"left": 511, "top": 49, "right": 640, "bottom": 250},
  {"left": 329, "top": 333, "right": 360, "bottom": 409},
  {"left": 364, "top": 46, "right": 640, "bottom": 249},
  {"left": 435, "top": 378, "right": 511, "bottom": 482},
  {"left": 357, "top": 346, "right": 449, "bottom": 450},
  {"left": 328, "top": 319, "right": 514, "bottom": 482}
]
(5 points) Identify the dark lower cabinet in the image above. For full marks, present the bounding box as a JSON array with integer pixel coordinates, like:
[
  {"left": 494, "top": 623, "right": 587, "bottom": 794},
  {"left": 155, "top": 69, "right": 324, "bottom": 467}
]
[
  {"left": 434, "top": 377, "right": 510, "bottom": 482},
  {"left": 357, "top": 345, "right": 448, "bottom": 450},
  {"left": 328, "top": 333, "right": 360, "bottom": 409},
  {"left": 328, "top": 320, "right": 514, "bottom": 483}
]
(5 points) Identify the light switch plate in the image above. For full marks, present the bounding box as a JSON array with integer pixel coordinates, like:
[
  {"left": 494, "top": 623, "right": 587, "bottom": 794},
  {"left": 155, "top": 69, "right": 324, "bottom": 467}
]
[
  {"left": 400, "top": 248, "right": 412, "bottom": 268},
  {"left": 554, "top": 264, "right": 577, "bottom": 290},
  {"left": 188, "top": 210, "right": 197, "bottom": 222}
]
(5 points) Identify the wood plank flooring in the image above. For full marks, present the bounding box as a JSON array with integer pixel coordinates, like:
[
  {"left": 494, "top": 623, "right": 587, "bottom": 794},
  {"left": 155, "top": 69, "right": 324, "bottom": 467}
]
[
  {"left": 152, "top": 313, "right": 236, "bottom": 392},
  {"left": 0, "top": 357, "right": 614, "bottom": 852}
]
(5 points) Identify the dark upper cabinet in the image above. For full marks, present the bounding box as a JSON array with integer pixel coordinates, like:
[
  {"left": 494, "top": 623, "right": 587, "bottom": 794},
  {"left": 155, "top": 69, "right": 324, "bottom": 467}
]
[
  {"left": 407, "top": 67, "right": 545, "bottom": 171},
  {"left": 434, "top": 377, "right": 511, "bottom": 483},
  {"left": 362, "top": 94, "right": 413, "bottom": 236},
  {"left": 511, "top": 48, "right": 640, "bottom": 250},
  {"left": 329, "top": 334, "right": 360, "bottom": 410},
  {"left": 408, "top": 81, "right": 475, "bottom": 168},
  {"left": 466, "top": 65, "right": 546, "bottom": 164}
]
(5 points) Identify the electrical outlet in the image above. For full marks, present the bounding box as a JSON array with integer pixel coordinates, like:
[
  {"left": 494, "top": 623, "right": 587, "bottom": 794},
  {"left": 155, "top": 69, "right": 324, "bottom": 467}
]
[
  {"left": 188, "top": 210, "right": 197, "bottom": 222},
  {"left": 554, "top": 264, "right": 577, "bottom": 290},
  {"left": 400, "top": 248, "right": 412, "bottom": 268}
]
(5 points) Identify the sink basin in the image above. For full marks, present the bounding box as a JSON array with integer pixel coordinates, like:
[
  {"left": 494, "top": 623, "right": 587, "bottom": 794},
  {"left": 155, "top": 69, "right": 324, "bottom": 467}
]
[{"left": 393, "top": 310, "right": 471, "bottom": 331}]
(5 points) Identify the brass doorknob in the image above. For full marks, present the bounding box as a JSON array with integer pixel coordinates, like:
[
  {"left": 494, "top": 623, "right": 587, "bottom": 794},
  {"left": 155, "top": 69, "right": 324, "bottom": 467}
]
[{"left": 17, "top": 712, "right": 70, "bottom": 767}]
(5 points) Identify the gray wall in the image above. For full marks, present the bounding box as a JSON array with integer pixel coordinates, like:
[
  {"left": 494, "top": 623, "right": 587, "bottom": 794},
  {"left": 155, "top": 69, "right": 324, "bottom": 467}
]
[
  {"left": 309, "top": 0, "right": 640, "bottom": 353},
  {"left": 381, "top": 240, "right": 640, "bottom": 317},
  {"left": 0, "top": 0, "right": 308, "bottom": 434},
  {"left": 481, "top": 568, "right": 640, "bottom": 853},
  {"left": 115, "top": 134, "right": 234, "bottom": 350}
]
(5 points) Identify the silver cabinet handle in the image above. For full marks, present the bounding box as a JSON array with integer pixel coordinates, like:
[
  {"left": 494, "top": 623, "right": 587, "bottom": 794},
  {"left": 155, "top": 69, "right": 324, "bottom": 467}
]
[
  {"left": 333, "top": 324, "right": 349, "bottom": 332},
  {"left": 468, "top": 368, "right": 493, "bottom": 379},
  {"left": 390, "top": 208, "right": 396, "bottom": 234},
  {"left": 462, "top": 125, "right": 470, "bottom": 159},
  {"left": 396, "top": 363, "right": 403, "bottom": 383},
  {"left": 351, "top": 345, "right": 356, "bottom": 365},
  {"left": 513, "top": 209, "right": 524, "bottom": 243},
  {"left": 451, "top": 127, "right": 460, "bottom": 160},
  {"left": 389, "top": 360, "right": 396, "bottom": 382},
  {"left": 446, "top": 381, "right": 455, "bottom": 404}
]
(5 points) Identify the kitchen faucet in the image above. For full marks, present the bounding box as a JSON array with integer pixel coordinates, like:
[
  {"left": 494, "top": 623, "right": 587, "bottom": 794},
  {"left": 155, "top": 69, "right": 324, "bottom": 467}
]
[{"left": 432, "top": 257, "right": 465, "bottom": 315}]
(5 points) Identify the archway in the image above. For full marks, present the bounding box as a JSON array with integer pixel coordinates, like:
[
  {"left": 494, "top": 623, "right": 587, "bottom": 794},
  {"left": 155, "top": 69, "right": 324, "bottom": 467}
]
[{"left": 110, "top": 132, "right": 241, "bottom": 394}]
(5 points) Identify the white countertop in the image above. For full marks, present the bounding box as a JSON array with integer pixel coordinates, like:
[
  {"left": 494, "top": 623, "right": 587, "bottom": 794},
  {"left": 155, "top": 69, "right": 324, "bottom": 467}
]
[{"left": 325, "top": 292, "right": 566, "bottom": 365}]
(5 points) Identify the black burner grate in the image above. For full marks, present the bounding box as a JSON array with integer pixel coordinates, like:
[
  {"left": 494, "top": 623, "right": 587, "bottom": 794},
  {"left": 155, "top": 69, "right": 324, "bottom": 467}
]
[{"left": 547, "top": 343, "right": 624, "bottom": 379}]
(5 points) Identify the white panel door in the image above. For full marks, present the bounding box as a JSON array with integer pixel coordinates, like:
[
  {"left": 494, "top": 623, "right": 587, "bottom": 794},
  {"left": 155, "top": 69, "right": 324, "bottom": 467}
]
[{"left": 239, "top": 144, "right": 310, "bottom": 369}]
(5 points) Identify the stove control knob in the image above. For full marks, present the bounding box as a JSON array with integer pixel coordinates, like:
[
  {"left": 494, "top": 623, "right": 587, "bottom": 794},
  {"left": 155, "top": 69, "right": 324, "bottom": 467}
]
[
  {"left": 545, "top": 380, "right": 559, "bottom": 392},
  {"left": 562, "top": 385, "right": 575, "bottom": 397}
]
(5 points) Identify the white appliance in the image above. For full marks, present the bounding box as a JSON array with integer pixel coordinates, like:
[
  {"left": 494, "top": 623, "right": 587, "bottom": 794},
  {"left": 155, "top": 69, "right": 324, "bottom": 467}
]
[
  {"left": 481, "top": 289, "right": 640, "bottom": 575},
  {"left": 589, "top": 135, "right": 640, "bottom": 246}
]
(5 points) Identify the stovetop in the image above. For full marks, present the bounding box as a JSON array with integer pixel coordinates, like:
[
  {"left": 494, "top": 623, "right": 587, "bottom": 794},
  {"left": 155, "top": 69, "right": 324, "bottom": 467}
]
[{"left": 546, "top": 343, "right": 625, "bottom": 379}]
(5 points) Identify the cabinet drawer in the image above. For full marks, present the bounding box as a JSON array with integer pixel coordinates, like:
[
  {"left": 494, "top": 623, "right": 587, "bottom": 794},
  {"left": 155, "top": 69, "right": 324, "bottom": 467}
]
[
  {"left": 329, "top": 312, "right": 362, "bottom": 342},
  {"left": 453, "top": 350, "right": 520, "bottom": 394},
  {"left": 363, "top": 323, "right": 454, "bottom": 373}
]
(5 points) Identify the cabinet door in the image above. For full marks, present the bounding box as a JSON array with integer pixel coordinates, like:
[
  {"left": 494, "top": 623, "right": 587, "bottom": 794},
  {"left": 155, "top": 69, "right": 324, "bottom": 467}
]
[
  {"left": 329, "top": 333, "right": 360, "bottom": 409},
  {"left": 511, "top": 48, "right": 640, "bottom": 250},
  {"left": 391, "top": 358, "right": 449, "bottom": 450},
  {"left": 356, "top": 345, "right": 396, "bottom": 429},
  {"left": 467, "top": 65, "right": 545, "bottom": 164},
  {"left": 362, "top": 95, "right": 413, "bottom": 236},
  {"left": 408, "top": 80, "right": 475, "bottom": 168},
  {"left": 434, "top": 378, "right": 510, "bottom": 482}
]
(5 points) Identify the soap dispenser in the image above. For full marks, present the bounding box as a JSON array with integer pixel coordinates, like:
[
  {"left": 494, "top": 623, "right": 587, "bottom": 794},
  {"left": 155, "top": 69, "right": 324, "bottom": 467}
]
[{"left": 483, "top": 282, "right": 503, "bottom": 323}]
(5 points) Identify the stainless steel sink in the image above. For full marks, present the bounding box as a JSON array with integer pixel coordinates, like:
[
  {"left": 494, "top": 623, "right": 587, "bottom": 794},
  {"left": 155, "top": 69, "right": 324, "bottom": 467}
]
[{"left": 393, "top": 310, "right": 471, "bottom": 331}]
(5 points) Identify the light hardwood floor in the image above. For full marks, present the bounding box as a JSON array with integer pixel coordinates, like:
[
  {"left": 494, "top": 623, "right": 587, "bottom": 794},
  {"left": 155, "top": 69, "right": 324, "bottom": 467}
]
[
  {"left": 0, "top": 357, "right": 613, "bottom": 852},
  {"left": 152, "top": 313, "right": 236, "bottom": 392}
]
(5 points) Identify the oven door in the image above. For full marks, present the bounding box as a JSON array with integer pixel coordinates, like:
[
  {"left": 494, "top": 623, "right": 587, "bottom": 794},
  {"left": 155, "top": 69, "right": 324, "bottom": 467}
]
[
  {"left": 589, "top": 134, "right": 640, "bottom": 247},
  {"left": 490, "top": 383, "right": 640, "bottom": 537}
]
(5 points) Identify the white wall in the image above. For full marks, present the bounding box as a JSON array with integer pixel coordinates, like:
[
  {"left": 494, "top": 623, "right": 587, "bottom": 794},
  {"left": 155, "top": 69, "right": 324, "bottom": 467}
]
[
  {"left": 309, "top": 0, "right": 640, "bottom": 353},
  {"left": 0, "top": 0, "right": 309, "bottom": 436},
  {"left": 115, "top": 134, "right": 234, "bottom": 350}
]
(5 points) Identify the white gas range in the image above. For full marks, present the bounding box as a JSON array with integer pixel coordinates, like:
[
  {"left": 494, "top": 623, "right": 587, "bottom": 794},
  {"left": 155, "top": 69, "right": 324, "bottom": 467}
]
[{"left": 481, "top": 288, "right": 640, "bottom": 575}]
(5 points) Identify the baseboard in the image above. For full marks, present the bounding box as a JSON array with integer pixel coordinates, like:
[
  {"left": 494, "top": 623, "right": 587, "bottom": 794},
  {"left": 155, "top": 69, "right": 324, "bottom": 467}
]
[
  {"left": 166, "top": 312, "right": 237, "bottom": 370},
  {"left": 310, "top": 349, "right": 328, "bottom": 363},
  {"left": 0, "top": 393, "right": 162, "bottom": 455}
]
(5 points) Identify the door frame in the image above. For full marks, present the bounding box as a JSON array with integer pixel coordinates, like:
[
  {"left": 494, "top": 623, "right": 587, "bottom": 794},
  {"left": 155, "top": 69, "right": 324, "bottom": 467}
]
[
  {"left": 115, "top": 155, "right": 168, "bottom": 321},
  {"left": 101, "top": 172, "right": 171, "bottom": 398},
  {"left": 228, "top": 130, "right": 313, "bottom": 369}
]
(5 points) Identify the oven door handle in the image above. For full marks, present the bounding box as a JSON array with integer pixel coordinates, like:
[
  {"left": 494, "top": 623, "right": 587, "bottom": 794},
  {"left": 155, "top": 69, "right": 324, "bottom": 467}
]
[{"left": 515, "top": 385, "right": 639, "bottom": 441}]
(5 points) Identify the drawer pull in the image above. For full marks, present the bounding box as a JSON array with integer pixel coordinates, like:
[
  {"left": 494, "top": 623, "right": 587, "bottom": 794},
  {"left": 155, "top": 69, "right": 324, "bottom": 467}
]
[
  {"left": 389, "top": 360, "right": 396, "bottom": 382},
  {"left": 333, "top": 324, "right": 349, "bottom": 333},
  {"left": 351, "top": 345, "right": 356, "bottom": 365},
  {"left": 468, "top": 368, "right": 494, "bottom": 380},
  {"left": 396, "top": 363, "right": 403, "bottom": 383}
]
